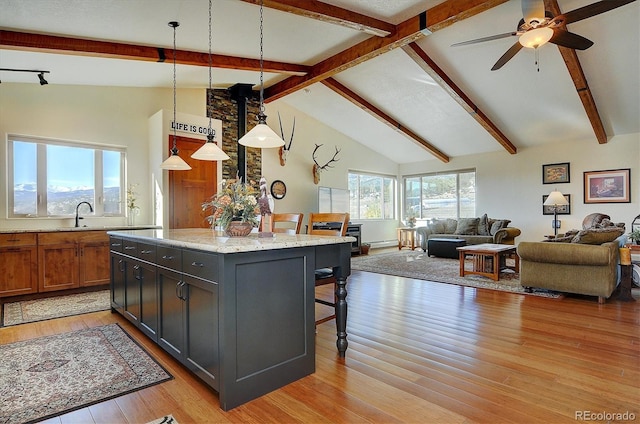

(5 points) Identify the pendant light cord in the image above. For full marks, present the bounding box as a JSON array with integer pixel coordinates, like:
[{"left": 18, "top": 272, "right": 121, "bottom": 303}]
[
  {"left": 207, "top": 0, "right": 214, "bottom": 140},
  {"left": 258, "top": 0, "right": 265, "bottom": 116},
  {"left": 171, "top": 21, "right": 178, "bottom": 151}
]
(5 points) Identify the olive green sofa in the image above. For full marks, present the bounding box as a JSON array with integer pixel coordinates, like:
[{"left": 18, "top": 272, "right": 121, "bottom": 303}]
[{"left": 517, "top": 223, "right": 626, "bottom": 303}]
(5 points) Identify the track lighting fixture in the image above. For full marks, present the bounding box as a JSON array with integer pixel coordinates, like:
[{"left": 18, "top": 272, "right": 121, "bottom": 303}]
[{"left": 0, "top": 68, "right": 50, "bottom": 85}]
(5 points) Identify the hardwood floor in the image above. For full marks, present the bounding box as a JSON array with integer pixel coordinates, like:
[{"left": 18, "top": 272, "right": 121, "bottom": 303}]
[{"left": 1, "top": 269, "right": 638, "bottom": 424}]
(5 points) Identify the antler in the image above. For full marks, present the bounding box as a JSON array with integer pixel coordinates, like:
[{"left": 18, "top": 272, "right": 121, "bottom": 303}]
[
  {"left": 278, "top": 112, "right": 295, "bottom": 150},
  {"left": 312, "top": 144, "right": 341, "bottom": 171}
]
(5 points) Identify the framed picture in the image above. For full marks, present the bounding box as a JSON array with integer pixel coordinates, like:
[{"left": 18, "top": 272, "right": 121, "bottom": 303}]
[
  {"left": 584, "top": 168, "right": 631, "bottom": 204},
  {"left": 542, "top": 162, "right": 570, "bottom": 184},
  {"left": 542, "top": 194, "right": 571, "bottom": 215}
]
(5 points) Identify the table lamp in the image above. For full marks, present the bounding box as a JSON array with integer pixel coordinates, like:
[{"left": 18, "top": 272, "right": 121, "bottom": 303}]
[{"left": 543, "top": 190, "right": 569, "bottom": 236}]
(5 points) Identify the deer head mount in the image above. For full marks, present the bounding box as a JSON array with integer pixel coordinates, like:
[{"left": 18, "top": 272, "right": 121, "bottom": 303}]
[
  {"left": 277, "top": 112, "right": 295, "bottom": 166},
  {"left": 312, "top": 143, "right": 341, "bottom": 185}
]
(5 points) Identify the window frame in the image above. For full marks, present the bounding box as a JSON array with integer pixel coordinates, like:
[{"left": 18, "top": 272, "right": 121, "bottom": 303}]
[
  {"left": 403, "top": 169, "right": 476, "bottom": 221},
  {"left": 7, "top": 134, "right": 126, "bottom": 219},
  {"left": 348, "top": 170, "right": 396, "bottom": 220}
]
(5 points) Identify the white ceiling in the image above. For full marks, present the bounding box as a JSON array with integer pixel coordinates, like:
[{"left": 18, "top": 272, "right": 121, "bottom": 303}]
[{"left": 1, "top": 0, "right": 638, "bottom": 164}]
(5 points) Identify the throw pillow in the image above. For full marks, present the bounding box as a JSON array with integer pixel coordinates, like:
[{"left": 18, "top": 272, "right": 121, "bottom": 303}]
[
  {"left": 543, "top": 235, "right": 574, "bottom": 243},
  {"left": 571, "top": 227, "right": 625, "bottom": 245},
  {"left": 489, "top": 219, "right": 511, "bottom": 236},
  {"left": 477, "top": 213, "right": 490, "bottom": 236},
  {"left": 429, "top": 219, "right": 447, "bottom": 234},
  {"left": 454, "top": 217, "right": 479, "bottom": 235},
  {"left": 445, "top": 218, "right": 458, "bottom": 234}
]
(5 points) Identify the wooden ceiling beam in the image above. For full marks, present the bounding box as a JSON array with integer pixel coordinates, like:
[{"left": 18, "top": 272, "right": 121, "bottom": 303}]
[
  {"left": 402, "top": 43, "right": 517, "bottom": 154},
  {"left": 544, "top": 0, "right": 607, "bottom": 143},
  {"left": 0, "top": 30, "right": 310, "bottom": 76},
  {"left": 240, "top": 0, "right": 396, "bottom": 37},
  {"left": 322, "top": 78, "right": 450, "bottom": 163},
  {"left": 264, "top": 0, "right": 508, "bottom": 101}
]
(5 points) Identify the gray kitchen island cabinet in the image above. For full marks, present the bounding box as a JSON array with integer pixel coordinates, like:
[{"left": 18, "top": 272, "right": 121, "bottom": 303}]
[{"left": 108, "top": 228, "right": 353, "bottom": 411}]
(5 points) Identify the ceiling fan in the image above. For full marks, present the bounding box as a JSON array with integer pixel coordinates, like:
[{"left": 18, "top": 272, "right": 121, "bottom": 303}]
[{"left": 452, "top": 0, "right": 637, "bottom": 70}]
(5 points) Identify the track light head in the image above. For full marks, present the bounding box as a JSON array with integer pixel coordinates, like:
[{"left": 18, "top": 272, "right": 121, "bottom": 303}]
[{"left": 38, "top": 72, "right": 48, "bottom": 85}]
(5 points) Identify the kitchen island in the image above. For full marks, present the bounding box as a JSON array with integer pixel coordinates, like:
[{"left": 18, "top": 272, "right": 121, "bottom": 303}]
[{"left": 107, "top": 228, "right": 353, "bottom": 410}]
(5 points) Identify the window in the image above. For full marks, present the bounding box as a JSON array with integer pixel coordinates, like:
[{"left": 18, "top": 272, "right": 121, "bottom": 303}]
[
  {"left": 8, "top": 135, "right": 125, "bottom": 218},
  {"left": 404, "top": 169, "right": 475, "bottom": 220},
  {"left": 348, "top": 172, "right": 395, "bottom": 220}
]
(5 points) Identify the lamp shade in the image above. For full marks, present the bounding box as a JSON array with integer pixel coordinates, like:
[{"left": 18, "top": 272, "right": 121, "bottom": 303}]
[
  {"left": 160, "top": 150, "right": 192, "bottom": 170},
  {"left": 191, "top": 139, "right": 230, "bottom": 161},
  {"left": 238, "top": 122, "right": 285, "bottom": 148},
  {"left": 543, "top": 190, "right": 568, "bottom": 206},
  {"left": 519, "top": 27, "right": 553, "bottom": 48}
]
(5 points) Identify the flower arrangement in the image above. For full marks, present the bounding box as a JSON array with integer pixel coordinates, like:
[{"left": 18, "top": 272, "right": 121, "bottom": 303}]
[
  {"left": 126, "top": 183, "right": 139, "bottom": 212},
  {"left": 406, "top": 214, "right": 417, "bottom": 228},
  {"left": 202, "top": 178, "right": 261, "bottom": 230}
]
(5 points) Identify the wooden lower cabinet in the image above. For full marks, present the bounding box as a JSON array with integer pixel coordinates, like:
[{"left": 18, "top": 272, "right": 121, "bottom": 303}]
[
  {"left": 37, "top": 231, "right": 110, "bottom": 294},
  {"left": 0, "top": 233, "right": 38, "bottom": 297}
]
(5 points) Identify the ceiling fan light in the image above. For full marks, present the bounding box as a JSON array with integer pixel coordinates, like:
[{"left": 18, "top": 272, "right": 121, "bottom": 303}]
[
  {"left": 519, "top": 27, "right": 553, "bottom": 49},
  {"left": 191, "top": 136, "right": 230, "bottom": 160}
]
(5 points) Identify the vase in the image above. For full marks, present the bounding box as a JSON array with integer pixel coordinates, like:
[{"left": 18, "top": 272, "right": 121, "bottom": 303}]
[{"left": 225, "top": 221, "right": 253, "bottom": 237}]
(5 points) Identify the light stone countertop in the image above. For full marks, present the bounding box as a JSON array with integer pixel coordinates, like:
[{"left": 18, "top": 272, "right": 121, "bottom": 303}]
[
  {"left": 0, "top": 225, "right": 159, "bottom": 234},
  {"left": 108, "top": 228, "right": 356, "bottom": 254}
]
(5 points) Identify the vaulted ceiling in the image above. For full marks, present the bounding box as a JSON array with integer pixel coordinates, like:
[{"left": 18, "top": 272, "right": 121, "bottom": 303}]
[{"left": 1, "top": 0, "right": 638, "bottom": 164}]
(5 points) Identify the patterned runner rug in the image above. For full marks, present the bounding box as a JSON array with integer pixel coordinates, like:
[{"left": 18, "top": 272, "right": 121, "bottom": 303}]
[
  {"left": 2, "top": 290, "right": 110, "bottom": 327},
  {"left": 0, "top": 323, "right": 172, "bottom": 424},
  {"left": 352, "top": 250, "right": 561, "bottom": 298}
]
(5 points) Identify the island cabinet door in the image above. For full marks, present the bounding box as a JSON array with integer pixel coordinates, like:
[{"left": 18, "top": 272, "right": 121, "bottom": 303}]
[
  {"left": 158, "top": 267, "right": 185, "bottom": 361},
  {"left": 124, "top": 256, "right": 141, "bottom": 323},
  {"left": 183, "top": 273, "right": 219, "bottom": 390},
  {"left": 138, "top": 260, "right": 158, "bottom": 341},
  {"left": 110, "top": 253, "right": 126, "bottom": 313}
]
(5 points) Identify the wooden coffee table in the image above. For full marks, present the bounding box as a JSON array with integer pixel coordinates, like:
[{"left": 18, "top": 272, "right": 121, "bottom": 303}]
[{"left": 457, "top": 243, "right": 519, "bottom": 281}]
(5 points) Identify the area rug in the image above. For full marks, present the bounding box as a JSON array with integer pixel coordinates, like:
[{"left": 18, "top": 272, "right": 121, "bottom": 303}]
[
  {"left": 2, "top": 290, "right": 110, "bottom": 327},
  {"left": 352, "top": 250, "right": 560, "bottom": 298},
  {"left": 0, "top": 323, "right": 173, "bottom": 424},
  {"left": 147, "top": 415, "right": 179, "bottom": 424}
]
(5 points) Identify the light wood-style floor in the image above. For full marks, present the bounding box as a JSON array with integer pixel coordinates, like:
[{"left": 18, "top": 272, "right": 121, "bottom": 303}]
[{"left": 1, "top": 265, "right": 638, "bottom": 423}]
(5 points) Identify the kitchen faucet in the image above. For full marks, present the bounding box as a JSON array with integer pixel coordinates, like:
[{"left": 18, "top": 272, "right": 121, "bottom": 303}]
[{"left": 75, "top": 201, "right": 94, "bottom": 227}]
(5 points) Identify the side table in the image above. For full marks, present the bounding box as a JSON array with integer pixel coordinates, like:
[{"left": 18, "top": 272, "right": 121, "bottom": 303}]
[{"left": 397, "top": 227, "right": 417, "bottom": 250}]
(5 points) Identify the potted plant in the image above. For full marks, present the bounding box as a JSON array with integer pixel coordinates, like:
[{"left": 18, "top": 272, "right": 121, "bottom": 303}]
[
  {"left": 628, "top": 229, "right": 640, "bottom": 250},
  {"left": 202, "top": 178, "right": 260, "bottom": 236},
  {"left": 360, "top": 242, "right": 371, "bottom": 255}
]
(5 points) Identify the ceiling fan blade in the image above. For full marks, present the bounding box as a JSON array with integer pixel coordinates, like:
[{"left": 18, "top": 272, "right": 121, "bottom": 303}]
[
  {"left": 549, "top": 28, "right": 594, "bottom": 50},
  {"left": 451, "top": 32, "right": 517, "bottom": 47},
  {"left": 521, "top": 0, "right": 545, "bottom": 24},
  {"left": 491, "top": 42, "right": 524, "bottom": 71},
  {"left": 553, "top": 0, "right": 637, "bottom": 25}
]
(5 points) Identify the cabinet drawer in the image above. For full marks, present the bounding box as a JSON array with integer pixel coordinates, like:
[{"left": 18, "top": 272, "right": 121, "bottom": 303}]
[
  {"left": 183, "top": 249, "right": 218, "bottom": 281},
  {"left": 109, "top": 236, "right": 123, "bottom": 253},
  {"left": 38, "top": 232, "right": 79, "bottom": 245},
  {"left": 157, "top": 245, "right": 182, "bottom": 271},
  {"left": 122, "top": 238, "right": 138, "bottom": 255},
  {"left": 137, "top": 242, "right": 157, "bottom": 263},
  {"left": 0, "top": 233, "right": 37, "bottom": 247}
]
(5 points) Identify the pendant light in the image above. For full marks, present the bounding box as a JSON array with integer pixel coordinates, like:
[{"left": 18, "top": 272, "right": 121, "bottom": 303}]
[
  {"left": 192, "top": 0, "right": 230, "bottom": 161},
  {"left": 237, "top": 0, "right": 285, "bottom": 149},
  {"left": 160, "top": 21, "right": 192, "bottom": 171}
]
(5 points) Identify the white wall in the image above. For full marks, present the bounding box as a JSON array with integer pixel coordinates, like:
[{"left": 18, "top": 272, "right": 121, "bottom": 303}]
[
  {"left": 0, "top": 83, "right": 205, "bottom": 230},
  {"left": 263, "top": 100, "right": 401, "bottom": 243},
  {"left": 400, "top": 133, "right": 640, "bottom": 242},
  {"left": 3, "top": 82, "right": 637, "bottom": 246}
]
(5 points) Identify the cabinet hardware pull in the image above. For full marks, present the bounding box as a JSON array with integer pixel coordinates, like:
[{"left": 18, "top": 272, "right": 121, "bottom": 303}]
[
  {"left": 162, "top": 255, "right": 175, "bottom": 260},
  {"left": 175, "top": 281, "right": 181, "bottom": 299},
  {"left": 180, "top": 281, "right": 187, "bottom": 300},
  {"left": 111, "top": 243, "right": 122, "bottom": 247},
  {"left": 191, "top": 262, "right": 204, "bottom": 267},
  {"left": 134, "top": 264, "right": 141, "bottom": 280},
  {"left": 118, "top": 259, "right": 125, "bottom": 272},
  {"left": 141, "top": 250, "right": 152, "bottom": 254},
  {"left": 125, "top": 246, "right": 135, "bottom": 250}
]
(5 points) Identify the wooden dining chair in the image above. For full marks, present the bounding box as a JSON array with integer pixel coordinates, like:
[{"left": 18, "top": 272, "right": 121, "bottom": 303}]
[
  {"left": 308, "top": 212, "right": 350, "bottom": 325},
  {"left": 271, "top": 213, "right": 304, "bottom": 235}
]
